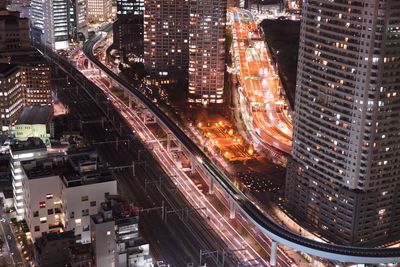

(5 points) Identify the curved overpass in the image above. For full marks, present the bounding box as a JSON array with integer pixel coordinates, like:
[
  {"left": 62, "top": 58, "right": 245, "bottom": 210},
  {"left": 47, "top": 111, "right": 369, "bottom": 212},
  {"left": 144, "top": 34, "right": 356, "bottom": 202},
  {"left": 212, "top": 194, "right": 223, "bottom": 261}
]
[{"left": 84, "top": 34, "right": 400, "bottom": 264}]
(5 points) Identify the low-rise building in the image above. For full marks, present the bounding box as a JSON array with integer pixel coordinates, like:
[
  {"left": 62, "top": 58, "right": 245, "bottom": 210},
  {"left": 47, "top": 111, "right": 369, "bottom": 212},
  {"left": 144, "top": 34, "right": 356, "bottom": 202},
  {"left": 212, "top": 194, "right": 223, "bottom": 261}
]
[
  {"left": 69, "top": 243, "right": 92, "bottom": 267},
  {"left": 10, "top": 137, "right": 48, "bottom": 216},
  {"left": 33, "top": 231, "right": 76, "bottom": 267},
  {"left": 15, "top": 106, "right": 54, "bottom": 146},
  {"left": 21, "top": 156, "right": 64, "bottom": 241},
  {"left": 91, "top": 195, "right": 152, "bottom": 267},
  {"left": 19, "top": 148, "right": 117, "bottom": 244},
  {"left": 61, "top": 149, "right": 117, "bottom": 244}
]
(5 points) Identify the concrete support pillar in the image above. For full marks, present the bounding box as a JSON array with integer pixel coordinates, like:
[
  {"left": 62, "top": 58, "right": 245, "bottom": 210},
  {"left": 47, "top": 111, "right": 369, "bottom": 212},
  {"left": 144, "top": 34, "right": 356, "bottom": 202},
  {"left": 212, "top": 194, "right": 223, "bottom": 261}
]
[
  {"left": 209, "top": 177, "right": 214, "bottom": 195},
  {"left": 143, "top": 110, "right": 157, "bottom": 124},
  {"left": 128, "top": 97, "right": 133, "bottom": 108},
  {"left": 190, "top": 157, "right": 196, "bottom": 174},
  {"left": 166, "top": 133, "right": 172, "bottom": 152},
  {"left": 270, "top": 240, "right": 277, "bottom": 266},
  {"left": 167, "top": 133, "right": 182, "bottom": 152},
  {"left": 229, "top": 199, "right": 235, "bottom": 219}
]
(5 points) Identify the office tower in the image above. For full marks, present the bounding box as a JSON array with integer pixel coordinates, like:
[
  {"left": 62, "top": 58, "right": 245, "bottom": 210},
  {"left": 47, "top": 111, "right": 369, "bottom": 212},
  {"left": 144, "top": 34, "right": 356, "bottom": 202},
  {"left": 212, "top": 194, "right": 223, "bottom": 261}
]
[
  {"left": 30, "top": 0, "right": 45, "bottom": 43},
  {"left": 70, "top": 0, "right": 88, "bottom": 39},
  {"left": 91, "top": 196, "right": 152, "bottom": 267},
  {"left": 286, "top": 0, "right": 400, "bottom": 246},
  {"left": 31, "top": 0, "right": 76, "bottom": 49},
  {"left": 0, "top": 8, "right": 30, "bottom": 52},
  {"left": 0, "top": 64, "right": 23, "bottom": 130},
  {"left": 188, "top": 0, "right": 227, "bottom": 104},
  {"left": 18, "top": 52, "right": 53, "bottom": 105},
  {"left": 227, "top": 0, "right": 240, "bottom": 7},
  {"left": 42, "top": 0, "right": 70, "bottom": 50},
  {"left": 113, "top": 0, "right": 144, "bottom": 61},
  {"left": 87, "top": 0, "right": 112, "bottom": 23},
  {"left": 143, "top": 0, "right": 189, "bottom": 78}
]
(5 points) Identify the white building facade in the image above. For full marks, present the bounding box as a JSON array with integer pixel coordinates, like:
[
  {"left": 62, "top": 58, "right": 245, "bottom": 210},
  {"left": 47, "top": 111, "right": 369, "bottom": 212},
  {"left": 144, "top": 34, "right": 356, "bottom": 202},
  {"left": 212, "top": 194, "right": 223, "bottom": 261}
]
[
  {"left": 10, "top": 138, "right": 48, "bottom": 216},
  {"left": 62, "top": 176, "right": 117, "bottom": 244}
]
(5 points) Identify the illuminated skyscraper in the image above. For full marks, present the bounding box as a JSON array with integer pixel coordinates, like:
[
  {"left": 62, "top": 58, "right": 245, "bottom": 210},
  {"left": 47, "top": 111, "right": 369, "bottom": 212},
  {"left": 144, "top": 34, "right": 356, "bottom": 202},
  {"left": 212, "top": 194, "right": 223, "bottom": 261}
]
[
  {"left": 0, "top": 64, "right": 23, "bottom": 129},
  {"left": 31, "top": 0, "right": 70, "bottom": 50},
  {"left": 113, "top": 0, "right": 144, "bottom": 60},
  {"left": 87, "top": 0, "right": 112, "bottom": 23},
  {"left": 70, "top": 0, "right": 88, "bottom": 39},
  {"left": 286, "top": 0, "right": 400, "bottom": 245},
  {"left": 143, "top": 0, "right": 189, "bottom": 78},
  {"left": 188, "top": 0, "right": 227, "bottom": 104}
]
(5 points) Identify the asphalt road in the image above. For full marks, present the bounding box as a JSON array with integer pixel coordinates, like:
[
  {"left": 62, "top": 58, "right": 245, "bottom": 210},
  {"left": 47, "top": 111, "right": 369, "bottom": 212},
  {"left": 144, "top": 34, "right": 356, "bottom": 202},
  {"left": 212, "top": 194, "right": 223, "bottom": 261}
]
[{"left": 0, "top": 212, "right": 25, "bottom": 267}]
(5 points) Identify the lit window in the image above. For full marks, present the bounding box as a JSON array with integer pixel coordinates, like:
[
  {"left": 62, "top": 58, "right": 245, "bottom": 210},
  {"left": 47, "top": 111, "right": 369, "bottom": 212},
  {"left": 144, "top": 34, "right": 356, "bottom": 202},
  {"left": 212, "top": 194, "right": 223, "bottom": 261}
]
[{"left": 75, "top": 219, "right": 82, "bottom": 227}]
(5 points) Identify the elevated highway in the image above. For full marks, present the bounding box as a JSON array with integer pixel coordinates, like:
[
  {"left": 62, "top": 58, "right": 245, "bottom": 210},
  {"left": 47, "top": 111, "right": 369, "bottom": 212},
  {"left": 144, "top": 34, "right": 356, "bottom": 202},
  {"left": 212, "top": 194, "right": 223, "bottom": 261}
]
[
  {"left": 83, "top": 33, "right": 400, "bottom": 265},
  {"left": 39, "top": 32, "right": 400, "bottom": 265}
]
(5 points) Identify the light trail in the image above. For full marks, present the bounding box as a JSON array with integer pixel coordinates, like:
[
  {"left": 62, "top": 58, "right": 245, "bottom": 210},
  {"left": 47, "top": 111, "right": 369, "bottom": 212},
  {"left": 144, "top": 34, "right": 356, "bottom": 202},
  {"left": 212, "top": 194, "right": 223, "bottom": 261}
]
[
  {"left": 74, "top": 55, "right": 289, "bottom": 266},
  {"left": 230, "top": 8, "right": 293, "bottom": 155}
]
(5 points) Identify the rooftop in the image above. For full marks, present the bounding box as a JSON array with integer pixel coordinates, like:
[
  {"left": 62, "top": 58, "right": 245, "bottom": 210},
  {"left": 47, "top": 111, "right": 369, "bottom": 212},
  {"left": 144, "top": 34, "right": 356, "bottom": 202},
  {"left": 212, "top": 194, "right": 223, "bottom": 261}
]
[
  {"left": 17, "top": 105, "right": 53, "bottom": 125},
  {"left": 22, "top": 156, "right": 69, "bottom": 180},
  {"left": 9, "top": 49, "right": 48, "bottom": 65},
  {"left": 0, "top": 63, "right": 18, "bottom": 77},
  {"left": 35, "top": 231, "right": 75, "bottom": 254},
  {"left": 61, "top": 169, "right": 114, "bottom": 188},
  {"left": 92, "top": 195, "right": 139, "bottom": 224},
  {"left": 10, "top": 137, "right": 46, "bottom": 153}
]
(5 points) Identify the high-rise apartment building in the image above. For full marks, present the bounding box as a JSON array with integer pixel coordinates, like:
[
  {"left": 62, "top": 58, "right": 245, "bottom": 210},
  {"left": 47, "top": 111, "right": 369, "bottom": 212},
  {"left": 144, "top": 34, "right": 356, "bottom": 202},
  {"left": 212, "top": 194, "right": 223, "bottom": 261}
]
[
  {"left": 143, "top": 0, "right": 189, "bottom": 78},
  {"left": 188, "top": 0, "right": 226, "bottom": 104},
  {"left": 87, "top": 0, "right": 112, "bottom": 23},
  {"left": 0, "top": 64, "right": 23, "bottom": 129},
  {"left": 286, "top": 0, "right": 400, "bottom": 246},
  {"left": 113, "top": 0, "right": 144, "bottom": 61}
]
